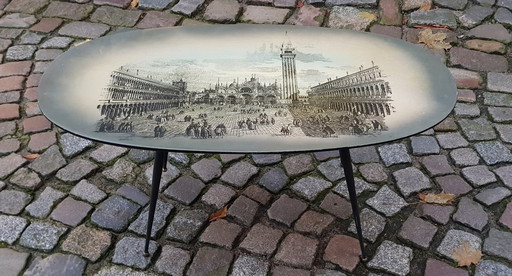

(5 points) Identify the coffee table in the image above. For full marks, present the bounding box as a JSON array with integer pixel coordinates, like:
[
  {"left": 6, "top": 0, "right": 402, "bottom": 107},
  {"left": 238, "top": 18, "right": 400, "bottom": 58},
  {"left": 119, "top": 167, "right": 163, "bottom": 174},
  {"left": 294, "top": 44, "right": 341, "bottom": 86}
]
[{"left": 38, "top": 24, "right": 457, "bottom": 260}]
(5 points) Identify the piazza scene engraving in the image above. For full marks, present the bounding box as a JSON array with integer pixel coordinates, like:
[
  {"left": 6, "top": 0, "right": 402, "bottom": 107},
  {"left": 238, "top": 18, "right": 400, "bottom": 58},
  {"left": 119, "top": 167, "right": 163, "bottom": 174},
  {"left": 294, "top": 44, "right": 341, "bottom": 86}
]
[{"left": 96, "top": 37, "right": 394, "bottom": 140}]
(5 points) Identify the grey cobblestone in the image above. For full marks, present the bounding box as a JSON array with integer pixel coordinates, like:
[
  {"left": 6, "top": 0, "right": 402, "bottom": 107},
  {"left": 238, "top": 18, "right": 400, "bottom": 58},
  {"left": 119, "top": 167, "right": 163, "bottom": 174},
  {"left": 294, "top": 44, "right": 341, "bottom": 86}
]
[
  {"left": 358, "top": 163, "right": 387, "bottom": 182},
  {"left": 475, "top": 260, "right": 512, "bottom": 276},
  {"left": 166, "top": 209, "right": 208, "bottom": 243},
  {"left": 70, "top": 179, "right": 107, "bottom": 204},
  {"left": 378, "top": 143, "right": 411, "bottom": 166},
  {"left": 164, "top": 175, "right": 204, "bottom": 204},
  {"left": 410, "top": 136, "right": 440, "bottom": 155},
  {"left": 348, "top": 208, "right": 386, "bottom": 242},
  {"left": 240, "top": 223, "right": 283, "bottom": 255},
  {"left": 462, "top": 165, "right": 497, "bottom": 186},
  {"left": 155, "top": 245, "right": 191, "bottom": 276},
  {"left": 19, "top": 222, "right": 67, "bottom": 251},
  {"left": 267, "top": 194, "right": 307, "bottom": 226},
  {"left": 102, "top": 158, "right": 137, "bottom": 183},
  {"left": 128, "top": 200, "right": 173, "bottom": 238},
  {"left": 28, "top": 145, "right": 67, "bottom": 177},
  {"left": 0, "top": 13, "right": 37, "bottom": 27},
  {"left": 0, "top": 248, "right": 30, "bottom": 276},
  {"left": 0, "top": 190, "right": 31, "bottom": 215},
  {"left": 90, "top": 144, "right": 128, "bottom": 163},
  {"left": 9, "top": 167, "right": 42, "bottom": 190},
  {"left": 368, "top": 241, "right": 413, "bottom": 276},
  {"left": 327, "top": 6, "right": 376, "bottom": 30},
  {"left": 475, "top": 187, "right": 511, "bottom": 206},
  {"left": 495, "top": 165, "right": 512, "bottom": 188},
  {"left": 24, "top": 253, "right": 86, "bottom": 276},
  {"left": 191, "top": 158, "right": 222, "bottom": 182},
  {"left": 144, "top": 161, "right": 180, "bottom": 191},
  {"left": 221, "top": 161, "right": 258, "bottom": 187},
  {"left": 0, "top": 214, "right": 28, "bottom": 244},
  {"left": 393, "top": 167, "right": 432, "bottom": 197},
  {"left": 59, "top": 133, "right": 93, "bottom": 157},
  {"left": 453, "top": 197, "right": 488, "bottom": 231},
  {"left": 199, "top": 219, "right": 242, "bottom": 249},
  {"left": 112, "top": 237, "right": 157, "bottom": 269},
  {"left": 489, "top": 107, "right": 512, "bottom": 122},
  {"left": 317, "top": 158, "right": 344, "bottom": 181},
  {"left": 91, "top": 195, "right": 140, "bottom": 232},
  {"left": 231, "top": 254, "right": 269, "bottom": 276},
  {"left": 333, "top": 177, "right": 377, "bottom": 198},
  {"left": 475, "top": 141, "right": 512, "bottom": 165},
  {"left": 366, "top": 185, "right": 407, "bottom": 216},
  {"left": 187, "top": 246, "right": 233, "bottom": 276},
  {"left": 449, "top": 147, "right": 480, "bottom": 166},
  {"left": 437, "top": 229, "right": 481, "bottom": 261},
  {"left": 25, "top": 187, "right": 65, "bottom": 218},
  {"left": 291, "top": 176, "right": 332, "bottom": 201},
  {"left": 483, "top": 228, "right": 512, "bottom": 261},
  {"left": 43, "top": 2, "right": 93, "bottom": 20},
  {"left": 62, "top": 224, "right": 111, "bottom": 262},
  {"left": 201, "top": 183, "right": 236, "bottom": 208},
  {"left": 259, "top": 167, "right": 289, "bottom": 193},
  {"left": 436, "top": 133, "right": 469, "bottom": 149},
  {"left": 56, "top": 158, "right": 98, "bottom": 182},
  {"left": 171, "top": 0, "right": 207, "bottom": 16},
  {"left": 283, "top": 154, "right": 314, "bottom": 176},
  {"left": 350, "top": 146, "right": 380, "bottom": 163},
  {"left": 228, "top": 196, "right": 259, "bottom": 226}
]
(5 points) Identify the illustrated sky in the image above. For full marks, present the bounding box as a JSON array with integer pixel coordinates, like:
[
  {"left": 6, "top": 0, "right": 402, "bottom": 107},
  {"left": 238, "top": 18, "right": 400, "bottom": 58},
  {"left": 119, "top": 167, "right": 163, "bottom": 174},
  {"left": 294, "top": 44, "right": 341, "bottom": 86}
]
[{"left": 121, "top": 41, "right": 362, "bottom": 94}]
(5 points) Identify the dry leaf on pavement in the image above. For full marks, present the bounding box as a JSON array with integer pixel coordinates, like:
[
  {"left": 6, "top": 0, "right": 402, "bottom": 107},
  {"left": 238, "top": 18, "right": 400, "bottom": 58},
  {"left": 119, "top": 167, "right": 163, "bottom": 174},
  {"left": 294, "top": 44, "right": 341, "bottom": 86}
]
[
  {"left": 23, "top": 154, "right": 40, "bottom": 160},
  {"left": 451, "top": 241, "right": 482, "bottom": 267},
  {"left": 360, "top": 12, "right": 377, "bottom": 21},
  {"left": 419, "top": 1, "right": 432, "bottom": 11},
  {"left": 296, "top": 0, "right": 304, "bottom": 8},
  {"left": 418, "top": 192, "right": 455, "bottom": 205},
  {"left": 130, "top": 0, "right": 139, "bottom": 8},
  {"left": 418, "top": 29, "right": 452, "bottom": 50},
  {"left": 208, "top": 206, "right": 228, "bottom": 222}
]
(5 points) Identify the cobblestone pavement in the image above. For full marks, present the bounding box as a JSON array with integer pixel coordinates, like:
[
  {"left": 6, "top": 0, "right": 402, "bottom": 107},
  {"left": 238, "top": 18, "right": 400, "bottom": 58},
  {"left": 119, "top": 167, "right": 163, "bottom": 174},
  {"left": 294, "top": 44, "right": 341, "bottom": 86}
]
[{"left": 1, "top": 0, "right": 512, "bottom": 275}]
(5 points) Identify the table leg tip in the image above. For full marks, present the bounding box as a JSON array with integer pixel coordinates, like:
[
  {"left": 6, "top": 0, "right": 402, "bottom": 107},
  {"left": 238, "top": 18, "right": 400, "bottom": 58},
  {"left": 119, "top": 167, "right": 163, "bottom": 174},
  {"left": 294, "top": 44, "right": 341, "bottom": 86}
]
[
  {"left": 162, "top": 168, "right": 168, "bottom": 172},
  {"left": 143, "top": 252, "right": 151, "bottom": 257},
  {"left": 360, "top": 255, "right": 369, "bottom": 262}
]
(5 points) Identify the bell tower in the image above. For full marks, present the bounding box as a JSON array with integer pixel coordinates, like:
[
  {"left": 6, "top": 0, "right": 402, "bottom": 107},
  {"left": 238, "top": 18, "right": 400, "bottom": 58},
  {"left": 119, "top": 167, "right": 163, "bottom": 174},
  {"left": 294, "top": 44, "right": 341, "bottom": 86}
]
[{"left": 280, "top": 34, "right": 298, "bottom": 103}]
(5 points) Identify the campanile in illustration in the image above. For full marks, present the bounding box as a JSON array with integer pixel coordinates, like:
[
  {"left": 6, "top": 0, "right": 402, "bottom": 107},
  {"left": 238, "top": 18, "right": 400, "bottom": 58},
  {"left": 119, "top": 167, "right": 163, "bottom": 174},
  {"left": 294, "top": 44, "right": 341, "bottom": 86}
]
[{"left": 280, "top": 35, "right": 299, "bottom": 103}]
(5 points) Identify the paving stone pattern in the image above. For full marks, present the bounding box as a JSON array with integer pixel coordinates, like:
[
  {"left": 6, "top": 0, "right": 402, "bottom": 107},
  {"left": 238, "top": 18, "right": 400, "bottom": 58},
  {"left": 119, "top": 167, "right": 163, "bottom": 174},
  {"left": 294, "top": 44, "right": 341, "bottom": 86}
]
[{"left": 0, "top": 1, "right": 511, "bottom": 275}]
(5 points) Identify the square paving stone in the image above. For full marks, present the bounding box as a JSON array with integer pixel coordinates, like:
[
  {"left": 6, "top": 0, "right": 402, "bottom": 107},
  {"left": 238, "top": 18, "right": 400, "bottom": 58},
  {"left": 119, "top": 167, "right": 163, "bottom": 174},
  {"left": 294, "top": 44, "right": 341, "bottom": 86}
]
[
  {"left": 90, "top": 144, "right": 127, "bottom": 163},
  {"left": 398, "top": 215, "right": 438, "bottom": 249},
  {"left": 475, "top": 141, "right": 512, "bottom": 165},
  {"left": 0, "top": 248, "right": 30, "bottom": 276},
  {"left": 199, "top": 219, "right": 242, "bottom": 249},
  {"left": 259, "top": 167, "right": 289, "bottom": 193},
  {"left": 164, "top": 175, "right": 204, "bottom": 205},
  {"left": 323, "top": 235, "right": 361, "bottom": 272},
  {"left": 378, "top": 143, "right": 411, "bottom": 166},
  {"left": 436, "top": 133, "right": 469, "bottom": 149},
  {"left": 25, "top": 187, "right": 65, "bottom": 218},
  {"left": 320, "top": 192, "right": 352, "bottom": 219},
  {"left": 348, "top": 208, "right": 386, "bottom": 242},
  {"left": 283, "top": 154, "right": 314, "bottom": 176},
  {"left": 475, "top": 187, "right": 511, "bottom": 206},
  {"left": 453, "top": 197, "right": 488, "bottom": 231},
  {"left": 201, "top": 183, "right": 236, "bottom": 209},
  {"left": 421, "top": 155, "right": 455, "bottom": 176},
  {"left": 55, "top": 158, "right": 98, "bottom": 182},
  {"left": 166, "top": 208, "right": 208, "bottom": 243},
  {"left": 116, "top": 184, "right": 149, "bottom": 206},
  {"left": 91, "top": 6, "right": 142, "bottom": 27},
  {"left": 317, "top": 158, "right": 344, "bottom": 181},
  {"left": 267, "top": 194, "right": 308, "bottom": 227},
  {"left": 0, "top": 153, "right": 26, "bottom": 179},
  {"left": 102, "top": 158, "right": 137, "bottom": 183},
  {"left": 295, "top": 210, "right": 334, "bottom": 236},
  {"left": 23, "top": 253, "right": 86, "bottom": 276},
  {"left": 366, "top": 185, "right": 407, "bottom": 217},
  {"left": 424, "top": 258, "right": 468, "bottom": 276},
  {"left": 0, "top": 190, "right": 31, "bottom": 215},
  {"left": 495, "top": 165, "right": 512, "bottom": 188},
  {"left": 500, "top": 202, "right": 512, "bottom": 230},
  {"left": 358, "top": 163, "right": 388, "bottom": 183},
  {"left": 292, "top": 176, "right": 333, "bottom": 201},
  {"left": 144, "top": 162, "right": 180, "bottom": 192},
  {"left": 155, "top": 245, "right": 191, "bottom": 276},
  {"left": 367, "top": 241, "right": 413, "bottom": 276},
  {"left": 28, "top": 145, "right": 66, "bottom": 177},
  {"left": 50, "top": 197, "right": 92, "bottom": 227},
  {"left": 221, "top": 161, "right": 258, "bottom": 188},
  {"left": 436, "top": 174, "right": 473, "bottom": 195},
  {"left": 228, "top": 195, "right": 259, "bottom": 226},
  {"left": 59, "top": 133, "right": 93, "bottom": 157},
  {"left": 70, "top": 179, "right": 107, "bottom": 204},
  {"left": 272, "top": 266, "right": 311, "bottom": 276},
  {"left": 484, "top": 228, "right": 512, "bottom": 262},
  {"left": 393, "top": 167, "right": 432, "bottom": 197},
  {"left": 19, "top": 222, "right": 67, "bottom": 251},
  {"left": 313, "top": 150, "right": 339, "bottom": 161},
  {"left": 462, "top": 165, "right": 497, "bottom": 187},
  {"left": 191, "top": 158, "right": 222, "bottom": 182},
  {"left": 242, "top": 185, "right": 272, "bottom": 205},
  {"left": 421, "top": 204, "right": 454, "bottom": 225},
  {"left": 437, "top": 229, "right": 481, "bottom": 261},
  {"left": 128, "top": 200, "right": 173, "bottom": 238},
  {"left": 275, "top": 233, "right": 319, "bottom": 269},
  {"left": 187, "top": 246, "right": 233, "bottom": 276},
  {"left": 410, "top": 136, "right": 440, "bottom": 155},
  {"left": 62, "top": 224, "right": 111, "bottom": 262},
  {"left": 449, "top": 148, "right": 480, "bottom": 167},
  {"left": 240, "top": 223, "right": 283, "bottom": 255},
  {"left": 332, "top": 177, "right": 377, "bottom": 199},
  {"left": 231, "top": 254, "right": 269, "bottom": 276},
  {"left": 252, "top": 153, "right": 282, "bottom": 164},
  {"left": 0, "top": 214, "right": 28, "bottom": 244},
  {"left": 112, "top": 237, "right": 157, "bottom": 269},
  {"left": 91, "top": 195, "right": 140, "bottom": 232},
  {"left": 495, "top": 124, "right": 512, "bottom": 143},
  {"left": 475, "top": 260, "right": 512, "bottom": 276},
  {"left": 350, "top": 146, "right": 380, "bottom": 163}
]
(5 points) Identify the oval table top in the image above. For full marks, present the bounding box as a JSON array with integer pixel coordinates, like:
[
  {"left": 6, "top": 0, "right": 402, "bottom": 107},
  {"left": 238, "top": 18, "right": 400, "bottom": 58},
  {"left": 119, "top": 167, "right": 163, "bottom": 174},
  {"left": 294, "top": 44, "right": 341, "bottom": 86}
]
[{"left": 38, "top": 24, "right": 457, "bottom": 153}]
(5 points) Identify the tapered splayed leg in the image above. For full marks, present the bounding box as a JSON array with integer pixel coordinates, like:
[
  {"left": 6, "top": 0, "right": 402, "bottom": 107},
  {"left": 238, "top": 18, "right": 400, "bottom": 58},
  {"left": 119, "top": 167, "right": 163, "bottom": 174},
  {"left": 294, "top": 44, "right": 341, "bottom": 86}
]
[
  {"left": 339, "top": 148, "right": 368, "bottom": 261},
  {"left": 143, "top": 150, "right": 167, "bottom": 256}
]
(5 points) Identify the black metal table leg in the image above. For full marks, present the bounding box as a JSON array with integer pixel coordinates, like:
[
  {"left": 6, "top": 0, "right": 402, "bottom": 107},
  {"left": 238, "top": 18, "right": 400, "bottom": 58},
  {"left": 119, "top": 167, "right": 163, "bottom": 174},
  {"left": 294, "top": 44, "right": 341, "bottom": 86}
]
[
  {"left": 339, "top": 148, "right": 368, "bottom": 261},
  {"left": 144, "top": 150, "right": 168, "bottom": 257}
]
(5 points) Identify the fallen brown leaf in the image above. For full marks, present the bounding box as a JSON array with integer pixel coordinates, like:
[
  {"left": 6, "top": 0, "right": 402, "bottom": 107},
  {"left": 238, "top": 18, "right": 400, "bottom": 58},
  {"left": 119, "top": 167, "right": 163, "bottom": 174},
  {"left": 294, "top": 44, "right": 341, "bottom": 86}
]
[
  {"left": 208, "top": 206, "right": 228, "bottom": 222},
  {"left": 418, "top": 28, "right": 452, "bottom": 50},
  {"left": 360, "top": 12, "right": 377, "bottom": 21},
  {"left": 419, "top": 1, "right": 432, "bottom": 11},
  {"left": 451, "top": 241, "right": 482, "bottom": 267},
  {"left": 296, "top": 0, "right": 304, "bottom": 8},
  {"left": 23, "top": 153, "right": 40, "bottom": 160},
  {"left": 418, "top": 192, "right": 456, "bottom": 205},
  {"left": 130, "top": 0, "right": 139, "bottom": 8}
]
